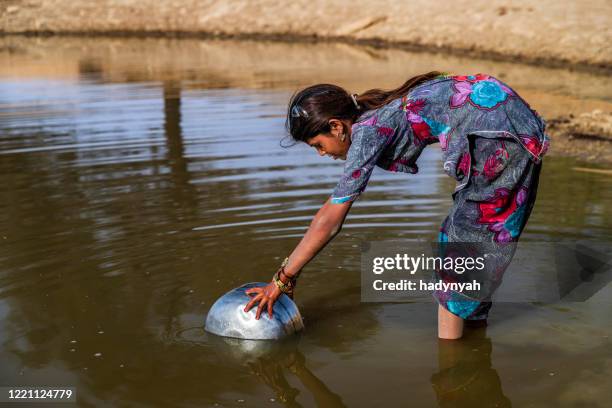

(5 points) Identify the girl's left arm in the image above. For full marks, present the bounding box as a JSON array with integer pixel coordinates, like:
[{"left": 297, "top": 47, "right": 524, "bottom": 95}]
[{"left": 244, "top": 198, "right": 353, "bottom": 319}]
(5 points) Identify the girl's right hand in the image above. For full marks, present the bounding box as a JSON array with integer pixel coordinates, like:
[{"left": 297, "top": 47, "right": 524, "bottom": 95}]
[{"left": 244, "top": 281, "right": 283, "bottom": 320}]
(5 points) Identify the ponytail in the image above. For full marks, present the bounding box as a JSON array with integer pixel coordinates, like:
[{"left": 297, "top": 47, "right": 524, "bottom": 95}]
[{"left": 355, "top": 71, "right": 446, "bottom": 111}]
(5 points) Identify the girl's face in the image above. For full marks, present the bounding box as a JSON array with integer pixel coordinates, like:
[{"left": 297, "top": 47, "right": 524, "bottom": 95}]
[{"left": 306, "top": 119, "right": 352, "bottom": 160}]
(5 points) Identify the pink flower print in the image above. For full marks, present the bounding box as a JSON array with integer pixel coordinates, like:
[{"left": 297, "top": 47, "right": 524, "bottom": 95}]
[
  {"left": 351, "top": 169, "right": 362, "bottom": 179},
  {"left": 406, "top": 111, "right": 423, "bottom": 123},
  {"left": 490, "top": 223, "right": 512, "bottom": 243},
  {"left": 450, "top": 81, "right": 473, "bottom": 108},
  {"left": 516, "top": 187, "right": 528, "bottom": 206},
  {"left": 439, "top": 132, "right": 448, "bottom": 150},
  {"left": 357, "top": 115, "right": 378, "bottom": 127},
  {"left": 438, "top": 127, "right": 455, "bottom": 151}
]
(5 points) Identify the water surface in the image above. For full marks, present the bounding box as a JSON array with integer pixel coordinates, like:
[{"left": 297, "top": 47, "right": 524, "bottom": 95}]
[{"left": 0, "top": 37, "right": 611, "bottom": 407}]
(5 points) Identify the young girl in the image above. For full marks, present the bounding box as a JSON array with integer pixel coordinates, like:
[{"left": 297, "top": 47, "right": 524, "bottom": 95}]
[{"left": 244, "top": 71, "right": 550, "bottom": 340}]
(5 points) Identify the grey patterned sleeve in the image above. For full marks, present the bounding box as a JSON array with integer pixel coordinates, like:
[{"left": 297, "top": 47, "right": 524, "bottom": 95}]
[{"left": 330, "top": 118, "right": 392, "bottom": 204}]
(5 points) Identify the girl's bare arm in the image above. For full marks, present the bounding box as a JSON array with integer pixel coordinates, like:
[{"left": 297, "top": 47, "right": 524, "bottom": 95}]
[
  {"left": 283, "top": 198, "right": 353, "bottom": 278},
  {"left": 244, "top": 198, "right": 353, "bottom": 319}
]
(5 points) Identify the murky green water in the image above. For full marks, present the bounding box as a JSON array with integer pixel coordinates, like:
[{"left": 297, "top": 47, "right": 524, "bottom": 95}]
[{"left": 0, "top": 38, "right": 611, "bottom": 407}]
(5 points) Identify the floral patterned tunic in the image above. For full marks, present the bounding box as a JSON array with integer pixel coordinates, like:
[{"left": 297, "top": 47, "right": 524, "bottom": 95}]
[
  {"left": 330, "top": 73, "right": 551, "bottom": 320},
  {"left": 331, "top": 73, "right": 549, "bottom": 204}
]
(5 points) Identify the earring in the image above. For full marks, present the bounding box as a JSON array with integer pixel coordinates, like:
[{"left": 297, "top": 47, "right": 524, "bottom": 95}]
[{"left": 340, "top": 133, "right": 346, "bottom": 142}]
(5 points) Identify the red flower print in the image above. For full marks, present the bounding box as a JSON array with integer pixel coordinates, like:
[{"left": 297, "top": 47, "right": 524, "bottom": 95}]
[
  {"left": 451, "top": 74, "right": 490, "bottom": 83},
  {"left": 483, "top": 155, "right": 498, "bottom": 180},
  {"left": 406, "top": 99, "right": 426, "bottom": 114},
  {"left": 478, "top": 188, "right": 517, "bottom": 224},
  {"left": 476, "top": 187, "right": 529, "bottom": 242},
  {"left": 401, "top": 98, "right": 427, "bottom": 125},
  {"left": 351, "top": 169, "right": 362, "bottom": 179},
  {"left": 482, "top": 147, "right": 509, "bottom": 180},
  {"left": 388, "top": 157, "right": 418, "bottom": 174},
  {"left": 457, "top": 152, "right": 471, "bottom": 176},
  {"left": 519, "top": 135, "right": 543, "bottom": 158},
  {"left": 377, "top": 126, "right": 394, "bottom": 138},
  {"left": 400, "top": 97, "right": 426, "bottom": 114},
  {"left": 411, "top": 121, "right": 436, "bottom": 145}
]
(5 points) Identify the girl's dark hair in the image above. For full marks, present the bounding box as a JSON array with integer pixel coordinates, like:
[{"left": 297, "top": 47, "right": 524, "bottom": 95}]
[{"left": 284, "top": 70, "right": 445, "bottom": 145}]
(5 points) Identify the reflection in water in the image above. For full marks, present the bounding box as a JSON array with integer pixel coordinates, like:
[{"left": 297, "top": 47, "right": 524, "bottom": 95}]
[
  {"left": 432, "top": 328, "right": 511, "bottom": 408},
  {"left": 0, "top": 37, "right": 610, "bottom": 407},
  {"left": 283, "top": 352, "right": 346, "bottom": 408},
  {"left": 163, "top": 80, "right": 192, "bottom": 190},
  {"left": 214, "top": 337, "right": 346, "bottom": 407}
]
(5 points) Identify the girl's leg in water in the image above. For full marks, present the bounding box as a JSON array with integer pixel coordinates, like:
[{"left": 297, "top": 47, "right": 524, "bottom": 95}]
[{"left": 438, "top": 304, "right": 464, "bottom": 340}]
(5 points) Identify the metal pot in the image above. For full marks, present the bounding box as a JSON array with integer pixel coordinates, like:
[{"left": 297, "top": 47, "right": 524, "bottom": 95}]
[{"left": 205, "top": 282, "right": 304, "bottom": 340}]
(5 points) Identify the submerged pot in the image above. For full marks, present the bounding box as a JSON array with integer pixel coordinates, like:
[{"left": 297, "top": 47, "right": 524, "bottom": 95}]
[{"left": 205, "top": 282, "right": 304, "bottom": 340}]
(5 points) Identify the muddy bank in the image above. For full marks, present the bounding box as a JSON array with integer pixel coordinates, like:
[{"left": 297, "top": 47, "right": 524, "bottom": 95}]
[
  {"left": 1, "top": 0, "right": 611, "bottom": 72},
  {"left": 546, "top": 111, "right": 612, "bottom": 163}
]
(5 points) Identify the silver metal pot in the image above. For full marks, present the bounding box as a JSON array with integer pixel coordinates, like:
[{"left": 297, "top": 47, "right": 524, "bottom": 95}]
[{"left": 205, "top": 282, "right": 304, "bottom": 340}]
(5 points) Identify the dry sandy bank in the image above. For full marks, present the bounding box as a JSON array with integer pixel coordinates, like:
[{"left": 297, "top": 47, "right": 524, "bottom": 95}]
[{"left": 1, "top": 0, "right": 611, "bottom": 72}]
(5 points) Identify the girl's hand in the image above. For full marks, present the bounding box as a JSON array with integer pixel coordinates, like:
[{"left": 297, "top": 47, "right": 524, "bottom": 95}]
[{"left": 244, "top": 282, "right": 282, "bottom": 320}]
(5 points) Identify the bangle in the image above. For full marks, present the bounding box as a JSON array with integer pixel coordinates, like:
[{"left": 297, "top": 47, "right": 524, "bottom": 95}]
[
  {"left": 273, "top": 270, "right": 295, "bottom": 295},
  {"left": 273, "top": 257, "right": 298, "bottom": 295},
  {"left": 280, "top": 268, "right": 294, "bottom": 282}
]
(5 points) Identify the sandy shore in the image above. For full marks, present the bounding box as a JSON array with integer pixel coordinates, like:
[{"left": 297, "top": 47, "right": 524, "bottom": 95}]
[
  {"left": 545, "top": 111, "right": 612, "bottom": 163},
  {"left": 1, "top": 0, "right": 611, "bottom": 72}
]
